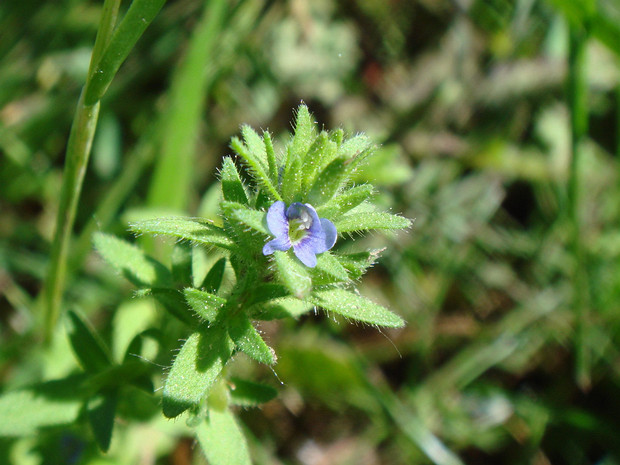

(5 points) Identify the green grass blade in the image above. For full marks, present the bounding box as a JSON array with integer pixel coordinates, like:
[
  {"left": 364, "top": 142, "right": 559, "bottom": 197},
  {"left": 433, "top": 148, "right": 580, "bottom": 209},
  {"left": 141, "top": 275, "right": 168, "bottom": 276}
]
[
  {"left": 42, "top": 92, "right": 100, "bottom": 343},
  {"left": 146, "top": 0, "right": 226, "bottom": 211},
  {"left": 84, "top": 0, "right": 167, "bottom": 104},
  {"left": 568, "top": 23, "right": 591, "bottom": 390}
]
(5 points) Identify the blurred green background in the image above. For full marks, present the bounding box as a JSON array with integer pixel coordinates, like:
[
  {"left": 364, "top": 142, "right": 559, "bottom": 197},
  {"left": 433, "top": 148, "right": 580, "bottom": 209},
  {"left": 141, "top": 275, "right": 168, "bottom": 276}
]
[{"left": 2, "top": 0, "right": 620, "bottom": 464}]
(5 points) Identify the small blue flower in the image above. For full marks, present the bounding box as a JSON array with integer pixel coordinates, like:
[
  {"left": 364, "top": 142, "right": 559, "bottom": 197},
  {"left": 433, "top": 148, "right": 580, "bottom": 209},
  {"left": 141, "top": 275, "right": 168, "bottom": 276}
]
[{"left": 263, "top": 201, "right": 337, "bottom": 267}]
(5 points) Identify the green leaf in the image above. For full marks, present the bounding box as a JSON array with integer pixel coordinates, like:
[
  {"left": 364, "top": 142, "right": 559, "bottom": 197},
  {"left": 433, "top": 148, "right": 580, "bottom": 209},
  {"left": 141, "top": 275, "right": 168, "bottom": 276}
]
[
  {"left": 184, "top": 288, "right": 227, "bottom": 323},
  {"left": 252, "top": 296, "right": 314, "bottom": 320},
  {"left": 231, "top": 136, "right": 281, "bottom": 201},
  {"left": 337, "top": 250, "right": 381, "bottom": 281},
  {"left": 228, "top": 315, "right": 275, "bottom": 365},
  {"left": 135, "top": 288, "right": 196, "bottom": 325},
  {"left": 162, "top": 327, "right": 233, "bottom": 418},
  {"left": 317, "top": 184, "right": 375, "bottom": 218},
  {"left": 220, "top": 157, "right": 249, "bottom": 205},
  {"left": 308, "top": 157, "right": 351, "bottom": 205},
  {"left": 312, "top": 288, "right": 405, "bottom": 327},
  {"left": 245, "top": 283, "right": 290, "bottom": 307},
  {"left": 84, "top": 0, "right": 166, "bottom": 104},
  {"left": 280, "top": 105, "right": 316, "bottom": 203},
  {"left": 130, "top": 217, "right": 234, "bottom": 249},
  {"left": 300, "top": 131, "right": 332, "bottom": 192},
  {"left": 172, "top": 243, "right": 192, "bottom": 286},
  {"left": 290, "top": 104, "right": 315, "bottom": 159},
  {"left": 201, "top": 257, "right": 227, "bottom": 293},
  {"left": 263, "top": 131, "right": 279, "bottom": 184},
  {"left": 66, "top": 310, "right": 112, "bottom": 374},
  {"left": 87, "top": 390, "right": 118, "bottom": 452},
  {"left": 222, "top": 201, "right": 268, "bottom": 235},
  {"left": 273, "top": 250, "right": 312, "bottom": 299},
  {"left": 241, "top": 125, "right": 268, "bottom": 170},
  {"left": 228, "top": 378, "right": 277, "bottom": 407},
  {"left": 94, "top": 232, "right": 172, "bottom": 287},
  {"left": 146, "top": 0, "right": 227, "bottom": 211},
  {"left": 310, "top": 252, "right": 350, "bottom": 285},
  {"left": 0, "top": 377, "right": 85, "bottom": 437},
  {"left": 280, "top": 154, "right": 303, "bottom": 204},
  {"left": 333, "top": 207, "right": 412, "bottom": 233},
  {"left": 195, "top": 407, "right": 252, "bottom": 465},
  {"left": 338, "top": 133, "right": 373, "bottom": 160},
  {"left": 330, "top": 127, "right": 344, "bottom": 145}
]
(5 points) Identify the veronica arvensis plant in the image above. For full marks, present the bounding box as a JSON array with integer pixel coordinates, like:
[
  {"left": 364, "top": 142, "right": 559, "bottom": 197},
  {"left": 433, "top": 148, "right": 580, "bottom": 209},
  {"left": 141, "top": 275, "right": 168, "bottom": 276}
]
[{"left": 93, "top": 104, "right": 410, "bottom": 461}]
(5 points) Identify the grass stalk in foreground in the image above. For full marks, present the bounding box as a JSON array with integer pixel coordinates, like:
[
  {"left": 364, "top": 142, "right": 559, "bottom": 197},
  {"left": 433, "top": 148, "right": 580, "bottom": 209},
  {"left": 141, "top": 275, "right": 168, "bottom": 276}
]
[
  {"left": 43, "top": 93, "right": 101, "bottom": 343},
  {"left": 42, "top": 0, "right": 166, "bottom": 342},
  {"left": 567, "top": 23, "right": 590, "bottom": 390},
  {"left": 42, "top": 0, "right": 121, "bottom": 343}
]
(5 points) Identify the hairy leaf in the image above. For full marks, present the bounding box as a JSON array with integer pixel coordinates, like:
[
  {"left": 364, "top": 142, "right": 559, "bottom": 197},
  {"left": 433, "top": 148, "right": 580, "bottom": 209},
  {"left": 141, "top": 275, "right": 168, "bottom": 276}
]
[
  {"left": 201, "top": 257, "right": 227, "bottom": 293},
  {"left": 337, "top": 250, "right": 381, "bottom": 280},
  {"left": 130, "top": 217, "right": 234, "bottom": 249},
  {"left": 307, "top": 158, "right": 348, "bottom": 205},
  {"left": 245, "top": 283, "right": 290, "bottom": 307},
  {"left": 252, "top": 296, "right": 314, "bottom": 320},
  {"left": 263, "top": 131, "right": 279, "bottom": 184},
  {"left": 317, "top": 184, "right": 375, "bottom": 218},
  {"left": 241, "top": 125, "right": 268, "bottom": 170},
  {"left": 94, "top": 232, "right": 172, "bottom": 287},
  {"left": 312, "top": 288, "right": 405, "bottom": 327},
  {"left": 281, "top": 154, "right": 303, "bottom": 204},
  {"left": 66, "top": 309, "right": 113, "bottom": 374},
  {"left": 222, "top": 201, "right": 268, "bottom": 235},
  {"left": 162, "top": 327, "right": 233, "bottom": 418},
  {"left": 171, "top": 243, "right": 192, "bottom": 287},
  {"left": 334, "top": 207, "right": 412, "bottom": 233},
  {"left": 184, "top": 288, "right": 227, "bottom": 322},
  {"left": 289, "top": 104, "right": 315, "bottom": 160},
  {"left": 228, "top": 378, "right": 277, "bottom": 407},
  {"left": 220, "top": 157, "right": 249, "bottom": 205},
  {"left": 300, "top": 131, "right": 332, "bottom": 192},
  {"left": 231, "top": 136, "right": 281, "bottom": 201},
  {"left": 0, "top": 377, "right": 85, "bottom": 437},
  {"left": 195, "top": 407, "right": 252, "bottom": 465},
  {"left": 135, "top": 288, "right": 196, "bottom": 325},
  {"left": 273, "top": 250, "right": 312, "bottom": 299},
  {"left": 228, "top": 315, "right": 275, "bottom": 365},
  {"left": 87, "top": 390, "right": 118, "bottom": 452},
  {"left": 310, "top": 252, "right": 349, "bottom": 285}
]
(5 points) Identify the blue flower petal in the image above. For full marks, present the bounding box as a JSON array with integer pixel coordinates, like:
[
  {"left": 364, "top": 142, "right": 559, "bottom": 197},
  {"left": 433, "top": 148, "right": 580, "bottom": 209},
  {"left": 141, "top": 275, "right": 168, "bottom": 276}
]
[
  {"left": 266, "top": 201, "right": 289, "bottom": 238},
  {"left": 263, "top": 236, "right": 291, "bottom": 255},
  {"left": 263, "top": 201, "right": 338, "bottom": 266},
  {"left": 318, "top": 218, "right": 337, "bottom": 252},
  {"left": 293, "top": 239, "right": 318, "bottom": 267}
]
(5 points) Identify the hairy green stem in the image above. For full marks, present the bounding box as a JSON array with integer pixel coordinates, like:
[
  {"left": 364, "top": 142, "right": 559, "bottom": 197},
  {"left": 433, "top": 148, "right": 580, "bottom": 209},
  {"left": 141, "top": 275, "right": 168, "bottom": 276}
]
[{"left": 568, "top": 24, "right": 590, "bottom": 389}]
